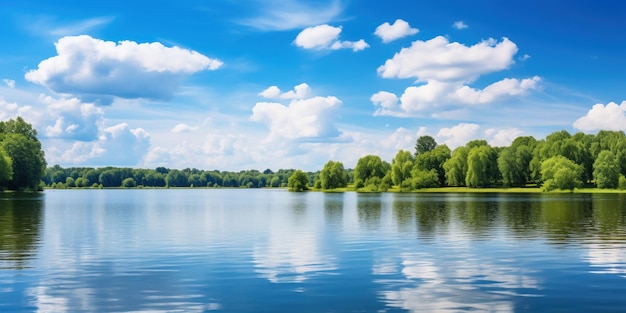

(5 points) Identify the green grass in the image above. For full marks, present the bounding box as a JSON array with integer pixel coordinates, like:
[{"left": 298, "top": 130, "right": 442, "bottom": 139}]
[{"left": 310, "top": 185, "right": 626, "bottom": 194}]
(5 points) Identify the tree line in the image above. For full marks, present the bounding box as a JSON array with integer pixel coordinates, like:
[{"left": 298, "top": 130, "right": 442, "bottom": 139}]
[
  {"left": 289, "top": 131, "right": 626, "bottom": 192},
  {"left": 2, "top": 117, "right": 626, "bottom": 192}
]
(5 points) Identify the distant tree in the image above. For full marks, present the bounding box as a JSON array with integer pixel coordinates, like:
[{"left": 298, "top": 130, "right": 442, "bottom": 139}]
[
  {"left": 65, "top": 177, "right": 75, "bottom": 188},
  {"left": 166, "top": 170, "right": 189, "bottom": 187},
  {"left": 593, "top": 150, "right": 620, "bottom": 189},
  {"left": 122, "top": 177, "right": 137, "bottom": 188},
  {"left": 465, "top": 145, "right": 498, "bottom": 188},
  {"left": 288, "top": 170, "right": 309, "bottom": 192},
  {"left": 319, "top": 161, "right": 348, "bottom": 190}
]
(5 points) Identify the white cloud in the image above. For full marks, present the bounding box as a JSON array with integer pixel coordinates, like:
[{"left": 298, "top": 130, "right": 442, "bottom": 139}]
[
  {"left": 375, "top": 19, "right": 419, "bottom": 43},
  {"left": 171, "top": 123, "right": 198, "bottom": 133},
  {"left": 0, "top": 97, "right": 35, "bottom": 121},
  {"left": 3, "top": 79, "right": 15, "bottom": 88},
  {"left": 238, "top": 0, "right": 343, "bottom": 31},
  {"left": 371, "top": 91, "right": 401, "bottom": 116},
  {"left": 294, "top": 24, "right": 369, "bottom": 52},
  {"left": 436, "top": 123, "right": 481, "bottom": 148},
  {"left": 48, "top": 123, "right": 150, "bottom": 166},
  {"left": 251, "top": 95, "right": 342, "bottom": 140},
  {"left": 259, "top": 83, "right": 312, "bottom": 100},
  {"left": 25, "top": 35, "right": 223, "bottom": 102},
  {"left": 453, "top": 21, "right": 468, "bottom": 30},
  {"left": 485, "top": 128, "right": 523, "bottom": 147},
  {"left": 39, "top": 95, "right": 103, "bottom": 141},
  {"left": 377, "top": 36, "right": 518, "bottom": 82},
  {"left": 371, "top": 77, "right": 540, "bottom": 117},
  {"left": 573, "top": 101, "right": 626, "bottom": 131}
]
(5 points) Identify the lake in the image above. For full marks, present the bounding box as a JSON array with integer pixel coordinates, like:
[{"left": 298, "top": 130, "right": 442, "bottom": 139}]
[{"left": 1, "top": 189, "right": 626, "bottom": 312}]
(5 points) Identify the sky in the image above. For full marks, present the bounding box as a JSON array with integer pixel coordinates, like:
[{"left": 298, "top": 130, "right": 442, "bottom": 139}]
[{"left": 0, "top": 0, "right": 625, "bottom": 171}]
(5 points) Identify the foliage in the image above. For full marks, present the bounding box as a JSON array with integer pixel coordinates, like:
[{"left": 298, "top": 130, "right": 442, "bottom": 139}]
[
  {"left": 415, "top": 135, "right": 437, "bottom": 156},
  {"left": 354, "top": 155, "right": 389, "bottom": 189},
  {"left": 319, "top": 161, "right": 348, "bottom": 189},
  {"left": 391, "top": 150, "right": 414, "bottom": 190},
  {"left": 0, "top": 148, "right": 13, "bottom": 189},
  {"left": 414, "top": 144, "right": 450, "bottom": 186},
  {"left": 288, "top": 170, "right": 309, "bottom": 192},
  {"left": 122, "top": 178, "right": 137, "bottom": 188},
  {"left": 593, "top": 150, "right": 620, "bottom": 189},
  {"left": 541, "top": 156, "right": 583, "bottom": 192},
  {"left": 0, "top": 117, "right": 46, "bottom": 191},
  {"left": 411, "top": 169, "right": 439, "bottom": 189},
  {"left": 465, "top": 145, "right": 498, "bottom": 188},
  {"left": 443, "top": 146, "right": 469, "bottom": 186}
]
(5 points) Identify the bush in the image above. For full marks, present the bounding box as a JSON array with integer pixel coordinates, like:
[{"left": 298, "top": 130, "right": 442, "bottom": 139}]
[
  {"left": 121, "top": 178, "right": 136, "bottom": 188},
  {"left": 619, "top": 175, "right": 626, "bottom": 190}
]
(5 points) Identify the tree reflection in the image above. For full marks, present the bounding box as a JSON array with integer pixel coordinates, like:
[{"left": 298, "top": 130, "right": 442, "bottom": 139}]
[
  {"left": 357, "top": 194, "right": 382, "bottom": 229},
  {"left": 453, "top": 195, "right": 500, "bottom": 237},
  {"left": 591, "top": 194, "right": 626, "bottom": 236},
  {"left": 0, "top": 193, "right": 44, "bottom": 269},
  {"left": 539, "top": 194, "right": 594, "bottom": 243},
  {"left": 323, "top": 193, "right": 344, "bottom": 226},
  {"left": 413, "top": 197, "right": 450, "bottom": 240}
]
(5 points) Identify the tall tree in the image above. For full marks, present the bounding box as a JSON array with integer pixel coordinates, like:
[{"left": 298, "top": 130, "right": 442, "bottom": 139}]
[
  {"left": 354, "top": 155, "right": 389, "bottom": 189},
  {"left": 415, "top": 144, "right": 450, "bottom": 186},
  {"left": 414, "top": 135, "right": 437, "bottom": 156},
  {"left": 0, "top": 148, "right": 12, "bottom": 189},
  {"left": 541, "top": 155, "right": 583, "bottom": 191}
]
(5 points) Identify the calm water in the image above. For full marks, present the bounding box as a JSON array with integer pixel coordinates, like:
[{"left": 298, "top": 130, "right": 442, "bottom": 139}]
[{"left": 1, "top": 190, "right": 626, "bottom": 312}]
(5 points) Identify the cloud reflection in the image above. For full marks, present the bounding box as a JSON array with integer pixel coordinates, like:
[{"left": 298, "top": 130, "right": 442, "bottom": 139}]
[{"left": 377, "top": 252, "right": 540, "bottom": 312}]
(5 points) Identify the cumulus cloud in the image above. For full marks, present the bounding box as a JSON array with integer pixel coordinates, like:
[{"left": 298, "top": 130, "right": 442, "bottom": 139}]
[
  {"left": 251, "top": 84, "right": 342, "bottom": 140},
  {"left": 453, "top": 21, "right": 468, "bottom": 29},
  {"left": 573, "top": 101, "right": 626, "bottom": 131},
  {"left": 371, "top": 35, "right": 540, "bottom": 118},
  {"left": 437, "top": 123, "right": 481, "bottom": 148},
  {"left": 485, "top": 127, "right": 523, "bottom": 147},
  {"left": 3, "top": 79, "right": 15, "bottom": 88},
  {"left": 25, "top": 35, "right": 223, "bottom": 103},
  {"left": 259, "top": 83, "right": 312, "bottom": 100},
  {"left": 40, "top": 96, "right": 103, "bottom": 141},
  {"left": 378, "top": 36, "right": 518, "bottom": 82},
  {"left": 372, "top": 77, "right": 540, "bottom": 117},
  {"left": 0, "top": 97, "right": 35, "bottom": 121},
  {"left": 49, "top": 123, "right": 150, "bottom": 166},
  {"left": 375, "top": 19, "right": 419, "bottom": 43},
  {"left": 294, "top": 24, "right": 369, "bottom": 52}
]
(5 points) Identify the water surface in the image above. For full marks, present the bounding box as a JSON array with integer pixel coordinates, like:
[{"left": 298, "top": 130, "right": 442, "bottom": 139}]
[{"left": 1, "top": 189, "right": 625, "bottom": 312}]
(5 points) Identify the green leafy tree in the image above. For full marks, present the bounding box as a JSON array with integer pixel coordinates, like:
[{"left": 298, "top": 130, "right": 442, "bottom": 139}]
[
  {"left": 319, "top": 160, "right": 348, "bottom": 190},
  {"left": 0, "top": 148, "right": 13, "bottom": 189},
  {"left": 541, "top": 155, "right": 583, "bottom": 191},
  {"left": 415, "top": 144, "right": 450, "bottom": 186},
  {"left": 391, "top": 150, "right": 414, "bottom": 190},
  {"left": 593, "top": 150, "right": 620, "bottom": 189},
  {"left": 166, "top": 169, "right": 189, "bottom": 187},
  {"left": 354, "top": 155, "right": 389, "bottom": 190},
  {"left": 415, "top": 135, "right": 437, "bottom": 156},
  {"left": 288, "top": 170, "right": 309, "bottom": 192},
  {"left": 443, "top": 146, "right": 469, "bottom": 186},
  {"left": 0, "top": 118, "right": 46, "bottom": 190},
  {"left": 411, "top": 168, "right": 439, "bottom": 189},
  {"left": 122, "top": 177, "right": 137, "bottom": 188}
]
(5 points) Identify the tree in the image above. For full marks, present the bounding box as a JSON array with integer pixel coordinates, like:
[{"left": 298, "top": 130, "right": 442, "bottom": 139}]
[
  {"left": 354, "top": 155, "right": 389, "bottom": 190},
  {"left": 415, "top": 144, "right": 450, "bottom": 186},
  {"left": 122, "top": 177, "right": 137, "bottom": 188},
  {"left": 391, "top": 150, "right": 414, "bottom": 190},
  {"left": 498, "top": 136, "right": 536, "bottom": 187},
  {"left": 411, "top": 169, "right": 439, "bottom": 189},
  {"left": 166, "top": 169, "right": 189, "bottom": 187},
  {"left": 319, "top": 161, "right": 348, "bottom": 190},
  {"left": 593, "top": 150, "right": 619, "bottom": 189},
  {"left": 0, "top": 148, "right": 12, "bottom": 189},
  {"left": 0, "top": 133, "right": 46, "bottom": 191},
  {"left": 541, "top": 156, "right": 583, "bottom": 191},
  {"left": 415, "top": 135, "right": 437, "bottom": 156},
  {"left": 443, "top": 147, "right": 469, "bottom": 186},
  {"left": 288, "top": 170, "right": 309, "bottom": 192}
]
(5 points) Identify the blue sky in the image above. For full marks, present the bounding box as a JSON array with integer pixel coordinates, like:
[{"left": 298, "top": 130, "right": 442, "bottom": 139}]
[{"left": 1, "top": 0, "right": 624, "bottom": 171}]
